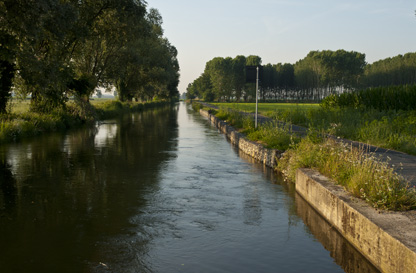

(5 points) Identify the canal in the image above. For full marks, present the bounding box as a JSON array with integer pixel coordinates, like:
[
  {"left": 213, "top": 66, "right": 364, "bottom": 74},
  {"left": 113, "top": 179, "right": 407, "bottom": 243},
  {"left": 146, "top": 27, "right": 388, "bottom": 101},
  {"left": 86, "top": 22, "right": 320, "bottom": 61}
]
[{"left": 0, "top": 102, "right": 378, "bottom": 272}]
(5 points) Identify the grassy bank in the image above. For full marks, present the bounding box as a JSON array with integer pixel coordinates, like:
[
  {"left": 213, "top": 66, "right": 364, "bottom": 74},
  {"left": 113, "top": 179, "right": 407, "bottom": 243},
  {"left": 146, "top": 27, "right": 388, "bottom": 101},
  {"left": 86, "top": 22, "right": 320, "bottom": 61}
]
[
  {"left": 278, "top": 137, "right": 416, "bottom": 211},
  {"left": 212, "top": 100, "right": 416, "bottom": 155},
  {"left": 0, "top": 99, "right": 172, "bottom": 143},
  {"left": 210, "top": 102, "right": 319, "bottom": 112},
  {"left": 194, "top": 102, "right": 416, "bottom": 211}
]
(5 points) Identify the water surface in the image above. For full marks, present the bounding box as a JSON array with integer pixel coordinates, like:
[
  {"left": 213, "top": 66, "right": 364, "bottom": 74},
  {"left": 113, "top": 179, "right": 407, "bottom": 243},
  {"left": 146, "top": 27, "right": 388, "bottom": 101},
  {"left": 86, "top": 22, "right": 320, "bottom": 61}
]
[{"left": 0, "top": 103, "right": 377, "bottom": 272}]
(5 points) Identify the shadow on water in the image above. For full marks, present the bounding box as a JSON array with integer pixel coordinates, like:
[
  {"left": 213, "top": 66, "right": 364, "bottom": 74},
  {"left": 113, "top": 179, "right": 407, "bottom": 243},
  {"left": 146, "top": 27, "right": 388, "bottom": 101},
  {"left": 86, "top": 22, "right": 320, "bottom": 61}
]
[
  {"left": 295, "top": 193, "right": 380, "bottom": 273},
  {"left": 0, "top": 105, "right": 179, "bottom": 273},
  {"left": 235, "top": 147, "right": 379, "bottom": 273}
]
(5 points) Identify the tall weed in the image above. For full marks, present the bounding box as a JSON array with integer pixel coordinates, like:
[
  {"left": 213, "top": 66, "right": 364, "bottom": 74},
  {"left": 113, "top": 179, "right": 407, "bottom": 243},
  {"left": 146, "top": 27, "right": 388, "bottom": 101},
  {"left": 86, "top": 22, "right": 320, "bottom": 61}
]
[{"left": 278, "top": 137, "right": 416, "bottom": 211}]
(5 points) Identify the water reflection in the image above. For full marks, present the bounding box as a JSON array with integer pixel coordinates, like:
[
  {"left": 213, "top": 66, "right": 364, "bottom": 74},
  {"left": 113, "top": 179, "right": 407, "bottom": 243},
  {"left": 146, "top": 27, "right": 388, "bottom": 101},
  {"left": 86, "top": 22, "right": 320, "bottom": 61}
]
[
  {"left": 295, "top": 194, "right": 380, "bottom": 273},
  {"left": 94, "top": 122, "right": 118, "bottom": 148},
  {"left": 0, "top": 106, "right": 179, "bottom": 273},
  {"left": 0, "top": 156, "right": 17, "bottom": 215}
]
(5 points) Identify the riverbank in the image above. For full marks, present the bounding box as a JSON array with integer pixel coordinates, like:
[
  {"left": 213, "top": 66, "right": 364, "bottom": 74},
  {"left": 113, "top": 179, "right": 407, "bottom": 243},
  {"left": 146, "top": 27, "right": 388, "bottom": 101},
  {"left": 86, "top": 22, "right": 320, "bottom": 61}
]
[
  {"left": 198, "top": 105, "right": 416, "bottom": 272},
  {"left": 197, "top": 102, "right": 416, "bottom": 209},
  {"left": 0, "top": 100, "right": 173, "bottom": 143}
]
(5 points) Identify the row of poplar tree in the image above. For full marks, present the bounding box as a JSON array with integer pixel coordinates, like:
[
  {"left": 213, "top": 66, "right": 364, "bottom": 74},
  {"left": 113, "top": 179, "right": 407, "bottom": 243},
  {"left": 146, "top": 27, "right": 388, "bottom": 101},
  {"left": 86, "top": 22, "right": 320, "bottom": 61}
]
[
  {"left": 187, "top": 50, "right": 416, "bottom": 102},
  {"left": 0, "top": 0, "right": 179, "bottom": 113}
]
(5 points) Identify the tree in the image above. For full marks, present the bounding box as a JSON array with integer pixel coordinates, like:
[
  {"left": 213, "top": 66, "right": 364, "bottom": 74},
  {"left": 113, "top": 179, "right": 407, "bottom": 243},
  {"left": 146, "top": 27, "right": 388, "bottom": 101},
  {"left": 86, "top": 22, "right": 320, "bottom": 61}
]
[
  {"left": 0, "top": 33, "right": 15, "bottom": 113},
  {"left": 232, "top": 55, "right": 246, "bottom": 102},
  {"left": 1, "top": 0, "right": 80, "bottom": 112},
  {"left": 244, "top": 55, "right": 262, "bottom": 101},
  {"left": 1, "top": 0, "right": 179, "bottom": 115}
]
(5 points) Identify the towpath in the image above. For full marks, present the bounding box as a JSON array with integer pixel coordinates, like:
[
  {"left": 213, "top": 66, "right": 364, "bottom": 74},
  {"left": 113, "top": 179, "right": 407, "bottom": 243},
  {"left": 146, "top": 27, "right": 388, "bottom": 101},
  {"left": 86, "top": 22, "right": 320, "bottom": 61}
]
[{"left": 200, "top": 102, "right": 416, "bottom": 187}]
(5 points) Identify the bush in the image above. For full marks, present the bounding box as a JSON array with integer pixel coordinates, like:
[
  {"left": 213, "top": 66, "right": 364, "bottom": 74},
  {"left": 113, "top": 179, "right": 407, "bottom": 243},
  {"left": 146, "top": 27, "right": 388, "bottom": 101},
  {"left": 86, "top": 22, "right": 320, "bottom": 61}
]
[{"left": 321, "top": 85, "right": 416, "bottom": 111}]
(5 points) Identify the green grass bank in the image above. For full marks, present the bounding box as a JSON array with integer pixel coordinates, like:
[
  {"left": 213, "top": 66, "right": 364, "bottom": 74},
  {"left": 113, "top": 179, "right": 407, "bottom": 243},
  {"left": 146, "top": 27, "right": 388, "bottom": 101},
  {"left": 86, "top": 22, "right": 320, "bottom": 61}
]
[{"left": 0, "top": 99, "right": 173, "bottom": 143}]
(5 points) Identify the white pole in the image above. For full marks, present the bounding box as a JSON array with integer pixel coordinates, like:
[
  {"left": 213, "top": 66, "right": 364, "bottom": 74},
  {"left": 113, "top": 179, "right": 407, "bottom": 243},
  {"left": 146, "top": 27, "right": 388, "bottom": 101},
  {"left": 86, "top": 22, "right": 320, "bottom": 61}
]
[{"left": 255, "top": 66, "right": 259, "bottom": 128}]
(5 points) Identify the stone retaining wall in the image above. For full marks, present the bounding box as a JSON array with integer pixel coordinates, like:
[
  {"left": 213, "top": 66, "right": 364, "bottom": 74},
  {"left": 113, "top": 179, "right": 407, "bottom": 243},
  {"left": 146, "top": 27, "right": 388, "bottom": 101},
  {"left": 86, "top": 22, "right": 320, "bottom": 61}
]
[{"left": 200, "top": 109, "right": 282, "bottom": 168}]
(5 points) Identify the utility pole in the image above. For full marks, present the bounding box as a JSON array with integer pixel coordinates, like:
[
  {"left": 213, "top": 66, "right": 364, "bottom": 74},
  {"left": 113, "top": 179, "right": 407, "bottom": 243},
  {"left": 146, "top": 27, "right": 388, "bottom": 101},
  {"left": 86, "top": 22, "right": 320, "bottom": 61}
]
[
  {"left": 255, "top": 66, "right": 259, "bottom": 128},
  {"left": 245, "top": 65, "right": 262, "bottom": 128}
]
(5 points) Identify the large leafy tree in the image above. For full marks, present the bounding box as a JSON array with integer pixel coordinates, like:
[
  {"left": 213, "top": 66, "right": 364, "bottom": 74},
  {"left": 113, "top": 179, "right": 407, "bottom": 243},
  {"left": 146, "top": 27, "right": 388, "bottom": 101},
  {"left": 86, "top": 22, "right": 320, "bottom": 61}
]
[
  {"left": 1, "top": 0, "right": 79, "bottom": 112},
  {"left": 109, "top": 8, "right": 179, "bottom": 102},
  {"left": 0, "top": 0, "right": 179, "bottom": 114},
  {"left": 71, "top": 0, "right": 148, "bottom": 102}
]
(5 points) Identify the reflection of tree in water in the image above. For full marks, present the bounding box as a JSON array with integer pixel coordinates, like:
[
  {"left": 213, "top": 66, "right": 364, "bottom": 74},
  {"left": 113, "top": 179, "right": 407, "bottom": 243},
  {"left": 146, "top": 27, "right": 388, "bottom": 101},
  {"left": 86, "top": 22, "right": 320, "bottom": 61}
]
[
  {"left": 0, "top": 155, "right": 16, "bottom": 214},
  {"left": 243, "top": 184, "right": 262, "bottom": 225},
  {"left": 0, "top": 106, "right": 179, "bottom": 272}
]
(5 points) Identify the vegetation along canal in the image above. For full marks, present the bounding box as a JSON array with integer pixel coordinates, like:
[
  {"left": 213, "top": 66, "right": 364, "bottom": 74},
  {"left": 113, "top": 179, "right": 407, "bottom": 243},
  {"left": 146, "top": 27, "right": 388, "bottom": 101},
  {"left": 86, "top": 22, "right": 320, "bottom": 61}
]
[{"left": 0, "top": 102, "right": 378, "bottom": 272}]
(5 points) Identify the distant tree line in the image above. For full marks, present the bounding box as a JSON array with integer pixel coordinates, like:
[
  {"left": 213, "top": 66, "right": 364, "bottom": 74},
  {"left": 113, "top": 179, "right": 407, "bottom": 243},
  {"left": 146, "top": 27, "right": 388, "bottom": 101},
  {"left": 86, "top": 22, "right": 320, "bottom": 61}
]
[
  {"left": 187, "top": 50, "right": 416, "bottom": 102},
  {"left": 0, "top": 0, "right": 179, "bottom": 114}
]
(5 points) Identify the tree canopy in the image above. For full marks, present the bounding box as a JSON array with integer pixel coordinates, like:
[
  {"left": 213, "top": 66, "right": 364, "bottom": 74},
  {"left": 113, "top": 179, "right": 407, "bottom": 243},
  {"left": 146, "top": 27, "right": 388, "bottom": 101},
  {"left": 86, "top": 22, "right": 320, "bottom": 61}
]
[
  {"left": 0, "top": 0, "right": 179, "bottom": 114},
  {"left": 188, "top": 50, "right": 416, "bottom": 102}
]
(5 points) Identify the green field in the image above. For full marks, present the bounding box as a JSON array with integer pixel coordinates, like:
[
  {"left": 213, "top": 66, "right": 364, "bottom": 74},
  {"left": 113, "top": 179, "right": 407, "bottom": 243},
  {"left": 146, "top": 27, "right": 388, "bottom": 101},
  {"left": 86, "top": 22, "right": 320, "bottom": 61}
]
[
  {"left": 210, "top": 102, "right": 319, "bottom": 114},
  {"left": 9, "top": 98, "right": 116, "bottom": 114}
]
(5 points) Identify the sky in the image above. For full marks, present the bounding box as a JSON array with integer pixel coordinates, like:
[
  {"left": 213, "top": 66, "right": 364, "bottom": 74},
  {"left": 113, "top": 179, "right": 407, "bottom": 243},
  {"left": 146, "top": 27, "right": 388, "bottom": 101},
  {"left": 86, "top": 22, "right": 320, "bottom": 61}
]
[{"left": 147, "top": 0, "right": 416, "bottom": 94}]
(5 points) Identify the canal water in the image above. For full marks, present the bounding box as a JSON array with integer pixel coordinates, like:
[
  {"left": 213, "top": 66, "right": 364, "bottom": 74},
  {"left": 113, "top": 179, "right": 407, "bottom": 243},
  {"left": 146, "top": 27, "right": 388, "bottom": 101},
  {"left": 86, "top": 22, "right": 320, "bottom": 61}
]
[{"left": 0, "top": 102, "right": 378, "bottom": 273}]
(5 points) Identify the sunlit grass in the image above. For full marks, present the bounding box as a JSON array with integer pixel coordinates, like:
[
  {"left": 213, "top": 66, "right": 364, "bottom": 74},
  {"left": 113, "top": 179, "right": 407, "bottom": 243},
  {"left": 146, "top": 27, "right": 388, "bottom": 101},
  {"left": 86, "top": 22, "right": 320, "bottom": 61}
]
[
  {"left": 213, "top": 106, "right": 301, "bottom": 152},
  {"left": 210, "top": 102, "right": 319, "bottom": 114},
  {"left": 1, "top": 98, "right": 168, "bottom": 143},
  {"left": 9, "top": 99, "right": 30, "bottom": 114}
]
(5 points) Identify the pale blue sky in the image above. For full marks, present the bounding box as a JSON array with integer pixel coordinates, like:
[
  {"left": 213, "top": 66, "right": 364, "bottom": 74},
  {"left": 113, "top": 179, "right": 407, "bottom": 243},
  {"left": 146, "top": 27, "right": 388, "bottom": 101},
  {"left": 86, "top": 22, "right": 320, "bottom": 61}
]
[{"left": 148, "top": 0, "right": 416, "bottom": 93}]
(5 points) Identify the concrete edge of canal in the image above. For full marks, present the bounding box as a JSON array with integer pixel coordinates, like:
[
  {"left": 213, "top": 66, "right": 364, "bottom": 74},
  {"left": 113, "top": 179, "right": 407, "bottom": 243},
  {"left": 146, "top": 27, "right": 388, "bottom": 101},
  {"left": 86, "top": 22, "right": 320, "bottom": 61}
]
[{"left": 199, "top": 108, "right": 416, "bottom": 273}]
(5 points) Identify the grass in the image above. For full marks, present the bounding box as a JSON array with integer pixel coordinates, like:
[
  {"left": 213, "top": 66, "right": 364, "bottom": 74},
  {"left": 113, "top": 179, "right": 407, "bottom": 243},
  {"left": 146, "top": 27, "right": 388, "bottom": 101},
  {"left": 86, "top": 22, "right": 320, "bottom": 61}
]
[
  {"left": 1, "top": 99, "right": 172, "bottom": 143},
  {"left": 211, "top": 102, "right": 416, "bottom": 155},
  {"left": 211, "top": 106, "right": 302, "bottom": 151},
  {"left": 277, "top": 137, "right": 416, "bottom": 211},
  {"left": 211, "top": 102, "right": 319, "bottom": 114},
  {"left": 9, "top": 98, "right": 30, "bottom": 114}
]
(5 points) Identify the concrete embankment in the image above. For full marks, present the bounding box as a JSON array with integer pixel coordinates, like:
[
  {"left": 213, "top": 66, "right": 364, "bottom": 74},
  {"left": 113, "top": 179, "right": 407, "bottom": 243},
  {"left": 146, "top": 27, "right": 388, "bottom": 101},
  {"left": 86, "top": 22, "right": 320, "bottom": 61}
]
[
  {"left": 199, "top": 108, "right": 282, "bottom": 167},
  {"left": 199, "top": 108, "right": 416, "bottom": 273}
]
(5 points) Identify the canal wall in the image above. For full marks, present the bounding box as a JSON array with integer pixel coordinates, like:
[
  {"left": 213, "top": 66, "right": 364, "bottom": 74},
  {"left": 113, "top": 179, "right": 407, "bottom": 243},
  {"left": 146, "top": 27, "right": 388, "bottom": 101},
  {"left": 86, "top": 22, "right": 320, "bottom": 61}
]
[
  {"left": 200, "top": 108, "right": 416, "bottom": 273},
  {"left": 296, "top": 169, "right": 416, "bottom": 273},
  {"left": 199, "top": 109, "right": 282, "bottom": 168}
]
